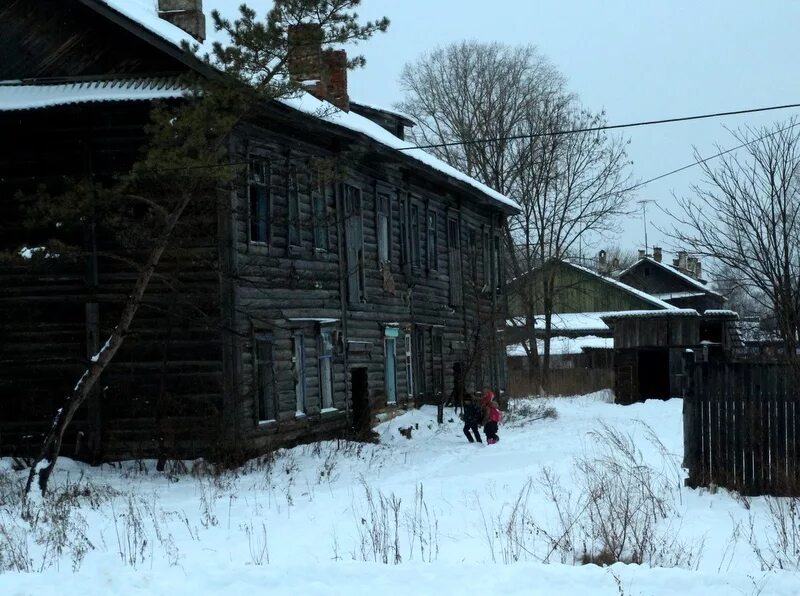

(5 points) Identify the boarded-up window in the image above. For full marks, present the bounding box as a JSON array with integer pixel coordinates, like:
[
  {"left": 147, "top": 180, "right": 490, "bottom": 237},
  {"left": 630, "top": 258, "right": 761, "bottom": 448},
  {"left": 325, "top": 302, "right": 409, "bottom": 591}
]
[
  {"left": 448, "top": 217, "right": 463, "bottom": 307},
  {"left": 468, "top": 228, "right": 478, "bottom": 282},
  {"left": 385, "top": 336, "right": 397, "bottom": 404},
  {"left": 293, "top": 332, "right": 306, "bottom": 414},
  {"left": 288, "top": 166, "right": 300, "bottom": 247},
  {"left": 255, "top": 335, "right": 276, "bottom": 422},
  {"left": 318, "top": 330, "right": 334, "bottom": 409},
  {"left": 377, "top": 193, "right": 391, "bottom": 264},
  {"left": 399, "top": 196, "right": 410, "bottom": 270},
  {"left": 344, "top": 184, "right": 365, "bottom": 303},
  {"left": 249, "top": 158, "right": 270, "bottom": 243},
  {"left": 312, "top": 170, "right": 328, "bottom": 250},
  {"left": 427, "top": 210, "right": 438, "bottom": 271}
]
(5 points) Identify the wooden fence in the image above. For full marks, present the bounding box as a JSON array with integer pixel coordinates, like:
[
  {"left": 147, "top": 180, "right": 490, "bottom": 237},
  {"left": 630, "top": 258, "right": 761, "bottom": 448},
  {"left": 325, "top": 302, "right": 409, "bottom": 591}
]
[{"left": 684, "top": 361, "right": 800, "bottom": 495}]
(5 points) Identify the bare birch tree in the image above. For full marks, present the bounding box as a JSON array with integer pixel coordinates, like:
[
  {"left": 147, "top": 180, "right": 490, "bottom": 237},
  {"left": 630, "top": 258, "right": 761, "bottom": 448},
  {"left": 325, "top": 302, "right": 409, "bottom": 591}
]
[
  {"left": 669, "top": 118, "right": 800, "bottom": 356},
  {"left": 398, "top": 41, "right": 633, "bottom": 390}
]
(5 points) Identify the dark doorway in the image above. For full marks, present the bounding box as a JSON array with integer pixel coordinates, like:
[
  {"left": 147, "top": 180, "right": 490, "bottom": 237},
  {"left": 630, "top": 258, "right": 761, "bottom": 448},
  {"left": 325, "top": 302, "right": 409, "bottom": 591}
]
[
  {"left": 351, "top": 367, "right": 370, "bottom": 435},
  {"left": 637, "top": 350, "right": 670, "bottom": 400}
]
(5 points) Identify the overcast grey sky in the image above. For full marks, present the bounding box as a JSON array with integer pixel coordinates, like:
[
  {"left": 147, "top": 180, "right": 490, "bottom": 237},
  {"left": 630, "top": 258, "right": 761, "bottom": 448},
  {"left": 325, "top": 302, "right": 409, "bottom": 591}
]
[{"left": 345, "top": 0, "right": 800, "bottom": 258}]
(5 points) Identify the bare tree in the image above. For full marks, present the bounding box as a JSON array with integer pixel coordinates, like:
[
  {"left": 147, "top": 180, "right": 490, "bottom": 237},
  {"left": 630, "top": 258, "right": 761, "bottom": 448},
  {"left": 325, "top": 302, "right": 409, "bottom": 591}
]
[
  {"left": 399, "top": 42, "right": 633, "bottom": 390},
  {"left": 669, "top": 119, "right": 800, "bottom": 356}
]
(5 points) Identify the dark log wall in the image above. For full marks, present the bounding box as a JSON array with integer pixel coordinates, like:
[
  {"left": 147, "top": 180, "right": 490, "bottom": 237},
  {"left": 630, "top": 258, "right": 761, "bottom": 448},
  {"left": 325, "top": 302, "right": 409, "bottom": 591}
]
[
  {"left": 0, "top": 104, "right": 225, "bottom": 460},
  {"left": 226, "top": 117, "right": 509, "bottom": 451}
]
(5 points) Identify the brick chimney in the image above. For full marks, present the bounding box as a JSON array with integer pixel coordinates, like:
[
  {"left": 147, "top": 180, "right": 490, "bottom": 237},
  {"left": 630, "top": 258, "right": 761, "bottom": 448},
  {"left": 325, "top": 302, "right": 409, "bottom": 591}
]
[
  {"left": 653, "top": 246, "right": 662, "bottom": 263},
  {"left": 158, "top": 0, "right": 206, "bottom": 42},
  {"left": 674, "top": 250, "right": 688, "bottom": 271},
  {"left": 287, "top": 24, "right": 350, "bottom": 112},
  {"left": 322, "top": 49, "right": 350, "bottom": 112}
]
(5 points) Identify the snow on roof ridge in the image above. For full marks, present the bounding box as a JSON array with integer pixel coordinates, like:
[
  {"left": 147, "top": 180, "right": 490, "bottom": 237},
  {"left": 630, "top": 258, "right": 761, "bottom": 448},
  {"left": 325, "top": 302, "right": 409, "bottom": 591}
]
[
  {"left": 559, "top": 260, "right": 676, "bottom": 310},
  {"left": 601, "top": 308, "right": 699, "bottom": 320},
  {"left": 620, "top": 256, "right": 725, "bottom": 298},
  {"left": 94, "top": 0, "right": 519, "bottom": 212}
]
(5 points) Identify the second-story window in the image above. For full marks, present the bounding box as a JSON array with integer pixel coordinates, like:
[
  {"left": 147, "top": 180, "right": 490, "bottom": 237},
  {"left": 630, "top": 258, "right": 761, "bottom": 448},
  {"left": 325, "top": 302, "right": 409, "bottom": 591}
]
[
  {"left": 482, "top": 228, "right": 491, "bottom": 288},
  {"left": 410, "top": 203, "right": 421, "bottom": 268},
  {"left": 427, "top": 210, "right": 438, "bottom": 271},
  {"left": 377, "top": 193, "right": 391, "bottom": 265},
  {"left": 448, "top": 217, "right": 463, "bottom": 307},
  {"left": 344, "top": 184, "right": 366, "bottom": 303},
  {"left": 249, "top": 157, "right": 270, "bottom": 244},
  {"left": 312, "top": 170, "right": 328, "bottom": 251},
  {"left": 494, "top": 234, "right": 503, "bottom": 293},
  {"left": 288, "top": 166, "right": 300, "bottom": 247}
]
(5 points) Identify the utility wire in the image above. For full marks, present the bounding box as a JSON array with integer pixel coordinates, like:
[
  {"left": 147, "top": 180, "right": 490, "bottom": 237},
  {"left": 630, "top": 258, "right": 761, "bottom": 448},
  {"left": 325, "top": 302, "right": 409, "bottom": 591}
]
[{"left": 397, "top": 102, "right": 800, "bottom": 152}]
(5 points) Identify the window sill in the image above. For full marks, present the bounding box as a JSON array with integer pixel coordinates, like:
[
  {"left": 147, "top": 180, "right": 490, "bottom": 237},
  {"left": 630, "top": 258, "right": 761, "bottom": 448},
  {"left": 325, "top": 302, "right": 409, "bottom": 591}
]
[
  {"left": 257, "top": 419, "right": 277, "bottom": 428},
  {"left": 320, "top": 407, "right": 339, "bottom": 415},
  {"left": 294, "top": 411, "right": 307, "bottom": 419}
]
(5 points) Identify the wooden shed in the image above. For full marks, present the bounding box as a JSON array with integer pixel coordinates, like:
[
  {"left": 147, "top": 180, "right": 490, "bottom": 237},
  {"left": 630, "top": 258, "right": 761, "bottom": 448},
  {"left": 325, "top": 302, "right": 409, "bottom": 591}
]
[{"left": 603, "top": 309, "right": 740, "bottom": 405}]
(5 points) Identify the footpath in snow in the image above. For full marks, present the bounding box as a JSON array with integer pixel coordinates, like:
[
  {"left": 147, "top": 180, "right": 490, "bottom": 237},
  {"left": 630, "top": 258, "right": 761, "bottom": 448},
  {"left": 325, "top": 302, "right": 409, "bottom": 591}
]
[{"left": 2, "top": 392, "right": 800, "bottom": 595}]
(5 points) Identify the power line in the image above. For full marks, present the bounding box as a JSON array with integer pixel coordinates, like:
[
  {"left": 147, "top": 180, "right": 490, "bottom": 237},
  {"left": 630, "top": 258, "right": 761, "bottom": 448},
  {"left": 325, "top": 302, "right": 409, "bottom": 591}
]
[
  {"left": 397, "top": 102, "right": 800, "bottom": 152},
  {"left": 626, "top": 119, "right": 800, "bottom": 194}
]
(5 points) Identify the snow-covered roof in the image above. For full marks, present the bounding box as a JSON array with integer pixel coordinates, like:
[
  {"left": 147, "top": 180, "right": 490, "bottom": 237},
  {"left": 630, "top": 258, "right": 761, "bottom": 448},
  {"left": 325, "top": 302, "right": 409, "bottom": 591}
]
[
  {"left": 600, "top": 308, "right": 699, "bottom": 321},
  {"left": 651, "top": 291, "right": 707, "bottom": 301},
  {"left": 92, "top": 0, "right": 520, "bottom": 212},
  {"left": 508, "top": 313, "right": 611, "bottom": 334},
  {"left": 507, "top": 336, "right": 613, "bottom": 357},
  {"left": 0, "top": 78, "right": 185, "bottom": 112},
  {"left": 620, "top": 257, "right": 725, "bottom": 299},
  {"left": 702, "top": 310, "right": 739, "bottom": 319},
  {"left": 349, "top": 101, "right": 416, "bottom": 126}
]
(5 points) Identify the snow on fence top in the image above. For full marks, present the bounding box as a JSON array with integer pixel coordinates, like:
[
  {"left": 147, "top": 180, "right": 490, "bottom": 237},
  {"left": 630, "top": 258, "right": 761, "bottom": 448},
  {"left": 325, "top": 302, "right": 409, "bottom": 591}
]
[
  {"left": 96, "top": 0, "right": 520, "bottom": 212},
  {"left": 0, "top": 78, "right": 186, "bottom": 111}
]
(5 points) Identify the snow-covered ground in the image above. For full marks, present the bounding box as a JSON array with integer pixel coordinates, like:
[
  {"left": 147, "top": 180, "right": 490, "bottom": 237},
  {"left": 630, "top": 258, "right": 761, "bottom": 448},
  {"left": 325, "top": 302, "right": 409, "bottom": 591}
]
[{"left": 3, "top": 393, "right": 800, "bottom": 595}]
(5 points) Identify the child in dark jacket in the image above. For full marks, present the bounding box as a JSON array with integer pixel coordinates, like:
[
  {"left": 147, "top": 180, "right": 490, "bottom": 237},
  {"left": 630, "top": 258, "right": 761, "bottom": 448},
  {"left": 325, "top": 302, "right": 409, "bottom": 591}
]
[
  {"left": 462, "top": 396, "right": 483, "bottom": 443},
  {"left": 481, "top": 390, "right": 502, "bottom": 444}
]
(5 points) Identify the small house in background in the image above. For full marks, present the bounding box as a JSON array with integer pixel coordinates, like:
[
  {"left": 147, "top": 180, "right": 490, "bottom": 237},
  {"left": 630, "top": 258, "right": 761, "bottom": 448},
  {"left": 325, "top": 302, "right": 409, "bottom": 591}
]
[
  {"left": 618, "top": 248, "right": 726, "bottom": 312},
  {"left": 505, "top": 259, "right": 674, "bottom": 395}
]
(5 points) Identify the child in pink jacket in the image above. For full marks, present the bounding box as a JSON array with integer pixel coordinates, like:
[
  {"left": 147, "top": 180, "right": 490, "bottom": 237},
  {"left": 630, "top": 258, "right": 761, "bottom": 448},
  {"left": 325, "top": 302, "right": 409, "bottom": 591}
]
[{"left": 481, "top": 390, "right": 502, "bottom": 444}]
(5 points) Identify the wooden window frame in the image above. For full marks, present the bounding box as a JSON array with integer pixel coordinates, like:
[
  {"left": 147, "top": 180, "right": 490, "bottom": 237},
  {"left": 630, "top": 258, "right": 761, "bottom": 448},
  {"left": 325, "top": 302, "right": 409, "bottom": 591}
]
[
  {"left": 344, "top": 184, "right": 366, "bottom": 303},
  {"left": 312, "top": 170, "right": 329, "bottom": 251},
  {"left": 376, "top": 191, "right": 391, "bottom": 266},
  {"left": 287, "top": 166, "right": 301, "bottom": 248},
  {"left": 292, "top": 332, "right": 307, "bottom": 415},
  {"left": 254, "top": 333, "right": 277, "bottom": 423},
  {"left": 427, "top": 209, "right": 438, "bottom": 272},
  {"left": 248, "top": 157, "right": 271, "bottom": 245},
  {"left": 318, "top": 329, "right": 334, "bottom": 410}
]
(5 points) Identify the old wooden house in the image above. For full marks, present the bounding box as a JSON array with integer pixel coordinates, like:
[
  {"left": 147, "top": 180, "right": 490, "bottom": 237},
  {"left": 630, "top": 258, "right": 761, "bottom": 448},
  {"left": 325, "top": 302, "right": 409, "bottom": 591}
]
[
  {"left": 618, "top": 249, "right": 726, "bottom": 312},
  {"left": 0, "top": 0, "right": 518, "bottom": 461},
  {"left": 505, "top": 259, "right": 674, "bottom": 394}
]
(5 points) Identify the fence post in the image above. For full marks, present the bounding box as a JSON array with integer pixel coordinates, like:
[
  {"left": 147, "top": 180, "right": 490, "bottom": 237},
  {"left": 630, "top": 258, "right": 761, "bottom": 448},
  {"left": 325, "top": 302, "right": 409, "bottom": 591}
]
[{"left": 683, "top": 350, "right": 699, "bottom": 487}]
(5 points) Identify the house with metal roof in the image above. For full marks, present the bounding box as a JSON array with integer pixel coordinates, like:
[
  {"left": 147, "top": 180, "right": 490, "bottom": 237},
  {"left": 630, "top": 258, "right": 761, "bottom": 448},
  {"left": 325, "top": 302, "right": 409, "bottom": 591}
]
[{"left": 0, "top": 0, "right": 518, "bottom": 460}]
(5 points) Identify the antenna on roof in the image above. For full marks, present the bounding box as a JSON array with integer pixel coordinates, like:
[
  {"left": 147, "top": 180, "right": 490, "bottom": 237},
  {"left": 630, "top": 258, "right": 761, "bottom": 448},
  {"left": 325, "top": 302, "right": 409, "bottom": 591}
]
[{"left": 637, "top": 199, "right": 654, "bottom": 257}]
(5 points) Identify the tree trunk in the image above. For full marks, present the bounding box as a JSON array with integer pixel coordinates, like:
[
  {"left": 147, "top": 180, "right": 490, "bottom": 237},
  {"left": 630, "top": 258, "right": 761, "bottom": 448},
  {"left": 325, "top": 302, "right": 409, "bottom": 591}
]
[{"left": 25, "top": 192, "right": 193, "bottom": 496}]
